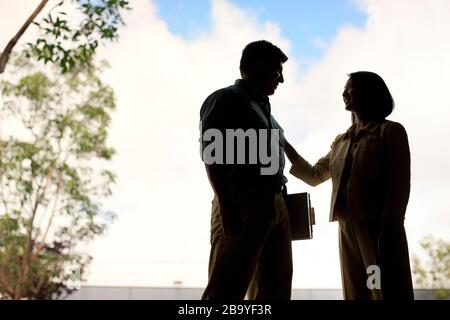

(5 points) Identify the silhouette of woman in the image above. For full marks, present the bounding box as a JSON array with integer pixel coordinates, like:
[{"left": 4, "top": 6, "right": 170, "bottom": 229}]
[{"left": 285, "top": 71, "right": 414, "bottom": 299}]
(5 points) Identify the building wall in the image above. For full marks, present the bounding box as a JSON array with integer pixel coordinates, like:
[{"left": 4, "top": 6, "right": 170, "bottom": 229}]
[{"left": 67, "top": 286, "right": 436, "bottom": 300}]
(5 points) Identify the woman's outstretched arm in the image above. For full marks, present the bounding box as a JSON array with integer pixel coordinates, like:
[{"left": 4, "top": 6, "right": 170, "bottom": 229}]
[
  {"left": 284, "top": 138, "right": 332, "bottom": 186},
  {"left": 284, "top": 138, "right": 300, "bottom": 164}
]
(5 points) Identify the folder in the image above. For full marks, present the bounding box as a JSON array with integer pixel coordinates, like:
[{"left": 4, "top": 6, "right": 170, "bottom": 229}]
[{"left": 284, "top": 192, "right": 315, "bottom": 240}]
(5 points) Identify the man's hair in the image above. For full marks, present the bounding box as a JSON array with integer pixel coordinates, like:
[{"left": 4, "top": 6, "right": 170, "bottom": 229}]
[
  {"left": 350, "top": 71, "right": 395, "bottom": 121},
  {"left": 240, "top": 40, "right": 288, "bottom": 76}
]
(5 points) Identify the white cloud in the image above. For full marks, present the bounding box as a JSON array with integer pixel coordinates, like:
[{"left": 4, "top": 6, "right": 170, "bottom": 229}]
[
  {"left": 312, "top": 37, "right": 328, "bottom": 50},
  {"left": 1, "top": 0, "right": 449, "bottom": 290}
]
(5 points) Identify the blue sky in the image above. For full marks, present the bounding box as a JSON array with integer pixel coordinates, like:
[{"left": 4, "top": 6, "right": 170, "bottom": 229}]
[{"left": 153, "top": 0, "right": 367, "bottom": 63}]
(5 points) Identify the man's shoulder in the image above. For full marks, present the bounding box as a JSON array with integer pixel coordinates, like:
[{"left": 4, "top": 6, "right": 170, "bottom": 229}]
[
  {"left": 204, "top": 84, "right": 242, "bottom": 103},
  {"left": 200, "top": 84, "right": 245, "bottom": 120}
]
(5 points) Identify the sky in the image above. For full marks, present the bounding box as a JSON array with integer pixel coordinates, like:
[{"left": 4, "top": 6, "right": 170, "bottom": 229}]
[
  {"left": 1, "top": 0, "right": 450, "bottom": 290},
  {"left": 152, "top": 0, "right": 367, "bottom": 67}
]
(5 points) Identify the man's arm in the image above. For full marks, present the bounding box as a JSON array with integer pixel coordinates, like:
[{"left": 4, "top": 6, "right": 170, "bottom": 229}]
[
  {"left": 201, "top": 90, "right": 242, "bottom": 239},
  {"left": 204, "top": 164, "right": 242, "bottom": 239},
  {"left": 284, "top": 138, "right": 300, "bottom": 164},
  {"left": 204, "top": 164, "right": 231, "bottom": 202}
]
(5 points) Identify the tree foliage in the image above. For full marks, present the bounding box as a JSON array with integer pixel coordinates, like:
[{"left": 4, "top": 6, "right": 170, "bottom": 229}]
[
  {"left": 413, "top": 236, "right": 450, "bottom": 299},
  {"left": 0, "top": 0, "right": 131, "bottom": 74},
  {"left": 0, "top": 52, "right": 116, "bottom": 299}
]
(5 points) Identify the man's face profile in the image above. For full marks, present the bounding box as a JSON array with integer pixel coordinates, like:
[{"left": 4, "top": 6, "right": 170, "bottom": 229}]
[{"left": 258, "top": 61, "right": 284, "bottom": 96}]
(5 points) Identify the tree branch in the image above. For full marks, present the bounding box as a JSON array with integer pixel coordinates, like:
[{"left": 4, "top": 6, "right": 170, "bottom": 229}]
[
  {"left": 0, "top": 0, "right": 50, "bottom": 74},
  {"left": 0, "top": 270, "right": 14, "bottom": 299},
  {"left": 17, "top": 165, "right": 51, "bottom": 299},
  {"left": 0, "top": 170, "right": 10, "bottom": 214},
  {"left": 32, "top": 169, "right": 62, "bottom": 261}
]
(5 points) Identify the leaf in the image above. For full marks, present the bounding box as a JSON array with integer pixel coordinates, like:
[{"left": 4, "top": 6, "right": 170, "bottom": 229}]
[{"left": 0, "top": 51, "right": 117, "bottom": 299}]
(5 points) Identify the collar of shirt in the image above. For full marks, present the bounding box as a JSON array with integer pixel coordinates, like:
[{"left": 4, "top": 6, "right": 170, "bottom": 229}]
[
  {"left": 235, "top": 79, "right": 270, "bottom": 105},
  {"left": 344, "top": 120, "right": 382, "bottom": 139}
]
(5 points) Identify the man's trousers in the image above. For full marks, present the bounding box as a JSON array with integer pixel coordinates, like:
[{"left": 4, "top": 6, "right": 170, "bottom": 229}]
[{"left": 202, "top": 192, "right": 293, "bottom": 300}]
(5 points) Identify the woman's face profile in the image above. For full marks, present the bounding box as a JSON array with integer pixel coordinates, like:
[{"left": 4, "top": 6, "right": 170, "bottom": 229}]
[{"left": 343, "top": 77, "right": 359, "bottom": 113}]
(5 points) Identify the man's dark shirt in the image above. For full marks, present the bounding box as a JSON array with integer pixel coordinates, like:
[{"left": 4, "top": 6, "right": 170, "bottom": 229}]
[{"left": 200, "top": 79, "right": 287, "bottom": 200}]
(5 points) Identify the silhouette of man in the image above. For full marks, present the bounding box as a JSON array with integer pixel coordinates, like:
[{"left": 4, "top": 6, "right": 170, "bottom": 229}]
[{"left": 199, "top": 40, "right": 292, "bottom": 300}]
